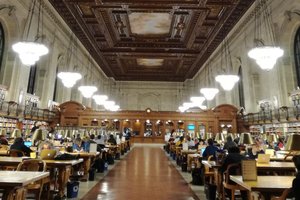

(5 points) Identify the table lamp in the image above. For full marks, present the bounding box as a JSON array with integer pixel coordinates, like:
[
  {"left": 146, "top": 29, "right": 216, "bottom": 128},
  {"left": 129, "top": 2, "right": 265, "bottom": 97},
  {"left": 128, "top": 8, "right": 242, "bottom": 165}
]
[
  {"left": 11, "top": 129, "right": 22, "bottom": 138},
  {"left": 239, "top": 132, "right": 254, "bottom": 145},
  {"left": 268, "top": 134, "right": 278, "bottom": 143},
  {"left": 285, "top": 133, "right": 300, "bottom": 151},
  {"left": 215, "top": 132, "right": 225, "bottom": 143},
  {"left": 32, "top": 129, "right": 45, "bottom": 146},
  {"left": 0, "top": 129, "right": 6, "bottom": 136},
  {"left": 64, "top": 130, "right": 73, "bottom": 140}
]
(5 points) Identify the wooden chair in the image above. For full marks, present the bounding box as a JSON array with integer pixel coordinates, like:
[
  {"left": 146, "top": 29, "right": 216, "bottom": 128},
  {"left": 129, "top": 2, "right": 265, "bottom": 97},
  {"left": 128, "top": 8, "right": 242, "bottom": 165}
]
[
  {"left": 271, "top": 188, "right": 291, "bottom": 200},
  {"left": 16, "top": 159, "right": 48, "bottom": 200},
  {"left": 222, "top": 163, "right": 247, "bottom": 200},
  {"left": 204, "top": 155, "right": 215, "bottom": 184},
  {"left": 8, "top": 149, "right": 25, "bottom": 157}
]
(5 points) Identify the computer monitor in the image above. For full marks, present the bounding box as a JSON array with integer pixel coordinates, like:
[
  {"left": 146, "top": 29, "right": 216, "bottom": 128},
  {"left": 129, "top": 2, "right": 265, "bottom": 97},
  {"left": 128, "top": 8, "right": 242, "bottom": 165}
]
[{"left": 24, "top": 141, "right": 32, "bottom": 148}]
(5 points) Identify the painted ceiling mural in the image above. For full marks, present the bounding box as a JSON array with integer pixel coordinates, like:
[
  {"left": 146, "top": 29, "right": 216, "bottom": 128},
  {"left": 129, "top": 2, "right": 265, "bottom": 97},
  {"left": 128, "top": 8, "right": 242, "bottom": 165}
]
[{"left": 49, "top": 0, "right": 255, "bottom": 82}]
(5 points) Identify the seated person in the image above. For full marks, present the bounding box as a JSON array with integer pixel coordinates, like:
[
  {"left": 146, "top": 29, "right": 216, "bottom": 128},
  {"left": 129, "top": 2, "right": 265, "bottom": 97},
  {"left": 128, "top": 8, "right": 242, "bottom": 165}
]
[
  {"left": 220, "top": 146, "right": 247, "bottom": 200},
  {"left": 0, "top": 135, "right": 8, "bottom": 145},
  {"left": 10, "top": 137, "right": 32, "bottom": 156},
  {"left": 202, "top": 138, "right": 219, "bottom": 159},
  {"left": 247, "top": 138, "right": 264, "bottom": 159},
  {"left": 107, "top": 134, "right": 117, "bottom": 145},
  {"left": 292, "top": 155, "right": 300, "bottom": 200},
  {"left": 223, "top": 135, "right": 237, "bottom": 151},
  {"left": 186, "top": 135, "right": 195, "bottom": 149},
  {"left": 73, "top": 138, "right": 83, "bottom": 152},
  {"left": 175, "top": 136, "right": 184, "bottom": 147}
]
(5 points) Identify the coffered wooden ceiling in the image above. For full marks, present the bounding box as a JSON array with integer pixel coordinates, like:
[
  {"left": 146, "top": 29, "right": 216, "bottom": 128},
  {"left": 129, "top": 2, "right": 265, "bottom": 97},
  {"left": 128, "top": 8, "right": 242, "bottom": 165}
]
[{"left": 49, "top": 0, "right": 254, "bottom": 82}]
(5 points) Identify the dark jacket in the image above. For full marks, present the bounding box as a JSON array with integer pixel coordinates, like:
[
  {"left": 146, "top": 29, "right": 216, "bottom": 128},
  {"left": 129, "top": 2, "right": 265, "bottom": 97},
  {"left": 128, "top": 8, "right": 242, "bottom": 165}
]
[
  {"left": 10, "top": 142, "right": 32, "bottom": 156},
  {"left": 202, "top": 145, "right": 219, "bottom": 159},
  {"left": 220, "top": 153, "right": 245, "bottom": 174},
  {"left": 292, "top": 173, "right": 300, "bottom": 200}
]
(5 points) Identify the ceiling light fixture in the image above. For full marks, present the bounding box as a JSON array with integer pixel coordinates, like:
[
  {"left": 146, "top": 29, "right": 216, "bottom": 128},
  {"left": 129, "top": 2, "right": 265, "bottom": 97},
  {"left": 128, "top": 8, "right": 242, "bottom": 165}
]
[
  {"left": 78, "top": 86, "right": 97, "bottom": 98},
  {"left": 12, "top": 0, "right": 48, "bottom": 66},
  {"left": 247, "top": 0, "right": 283, "bottom": 71}
]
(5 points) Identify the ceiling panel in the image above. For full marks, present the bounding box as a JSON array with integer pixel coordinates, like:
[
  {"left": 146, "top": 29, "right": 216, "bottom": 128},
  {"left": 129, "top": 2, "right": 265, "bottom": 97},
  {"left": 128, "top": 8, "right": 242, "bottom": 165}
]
[{"left": 49, "top": 0, "right": 254, "bottom": 81}]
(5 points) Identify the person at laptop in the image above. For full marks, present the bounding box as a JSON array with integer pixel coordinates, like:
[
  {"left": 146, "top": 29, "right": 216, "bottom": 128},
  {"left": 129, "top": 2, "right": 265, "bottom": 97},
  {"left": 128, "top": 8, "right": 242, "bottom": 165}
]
[
  {"left": 10, "top": 137, "right": 32, "bottom": 156},
  {"left": 0, "top": 135, "right": 8, "bottom": 145},
  {"left": 202, "top": 138, "right": 219, "bottom": 159},
  {"left": 220, "top": 146, "right": 247, "bottom": 200},
  {"left": 248, "top": 138, "right": 264, "bottom": 159},
  {"left": 223, "top": 135, "right": 237, "bottom": 151}
]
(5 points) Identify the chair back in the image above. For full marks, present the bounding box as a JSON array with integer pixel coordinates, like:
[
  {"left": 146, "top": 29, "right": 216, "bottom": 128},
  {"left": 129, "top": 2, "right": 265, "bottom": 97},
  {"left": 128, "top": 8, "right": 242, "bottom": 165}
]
[
  {"left": 223, "top": 163, "right": 242, "bottom": 185},
  {"left": 8, "top": 149, "right": 25, "bottom": 157},
  {"left": 270, "top": 188, "right": 292, "bottom": 200},
  {"left": 17, "top": 159, "right": 46, "bottom": 172}
]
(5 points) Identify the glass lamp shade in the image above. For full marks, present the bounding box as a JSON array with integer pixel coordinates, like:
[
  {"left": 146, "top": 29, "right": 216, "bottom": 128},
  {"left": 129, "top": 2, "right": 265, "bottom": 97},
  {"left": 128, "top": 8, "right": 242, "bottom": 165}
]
[
  {"left": 215, "top": 133, "right": 225, "bottom": 142},
  {"left": 11, "top": 129, "right": 22, "bottom": 138},
  {"left": 215, "top": 75, "right": 239, "bottom": 91},
  {"left": 93, "top": 95, "right": 108, "bottom": 105},
  {"left": 0, "top": 129, "right": 6, "bottom": 136},
  {"left": 64, "top": 130, "right": 73, "bottom": 139},
  {"left": 285, "top": 133, "right": 300, "bottom": 151},
  {"left": 190, "top": 96, "right": 205, "bottom": 105},
  {"left": 267, "top": 134, "right": 278, "bottom": 143},
  {"left": 12, "top": 42, "right": 49, "bottom": 66},
  {"left": 104, "top": 101, "right": 115, "bottom": 110},
  {"left": 248, "top": 46, "right": 283, "bottom": 71},
  {"left": 32, "top": 129, "right": 45, "bottom": 141},
  {"left": 57, "top": 72, "right": 82, "bottom": 88},
  {"left": 78, "top": 86, "right": 97, "bottom": 98},
  {"left": 239, "top": 132, "right": 254, "bottom": 145},
  {"left": 203, "top": 132, "right": 212, "bottom": 140},
  {"left": 200, "top": 88, "right": 219, "bottom": 100}
]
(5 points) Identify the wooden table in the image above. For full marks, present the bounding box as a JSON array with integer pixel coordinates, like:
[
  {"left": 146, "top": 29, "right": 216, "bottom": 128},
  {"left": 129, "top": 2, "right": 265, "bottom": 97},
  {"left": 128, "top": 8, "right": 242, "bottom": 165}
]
[
  {"left": 257, "top": 162, "right": 295, "bottom": 174},
  {"left": 62, "top": 152, "right": 100, "bottom": 181},
  {"left": 0, "top": 157, "right": 83, "bottom": 198},
  {"left": 230, "top": 175, "right": 294, "bottom": 200},
  {"left": 0, "top": 171, "right": 49, "bottom": 200},
  {"left": 44, "top": 159, "right": 83, "bottom": 198}
]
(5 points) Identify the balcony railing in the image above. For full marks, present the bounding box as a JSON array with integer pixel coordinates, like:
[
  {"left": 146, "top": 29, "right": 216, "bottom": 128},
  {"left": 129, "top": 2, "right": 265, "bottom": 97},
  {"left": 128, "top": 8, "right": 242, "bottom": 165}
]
[
  {"left": 242, "top": 106, "right": 300, "bottom": 124},
  {"left": 0, "top": 100, "right": 57, "bottom": 121}
]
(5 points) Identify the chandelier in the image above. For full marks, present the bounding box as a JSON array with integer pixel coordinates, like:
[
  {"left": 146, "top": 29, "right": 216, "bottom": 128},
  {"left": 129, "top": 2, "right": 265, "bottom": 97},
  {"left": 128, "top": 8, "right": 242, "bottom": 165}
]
[
  {"left": 215, "top": 38, "right": 239, "bottom": 91},
  {"left": 248, "top": 0, "right": 283, "bottom": 71},
  {"left": 78, "top": 86, "right": 97, "bottom": 98},
  {"left": 93, "top": 95, "right": 108, "bottom": 105},
  {"left": 57, "top": 72, "right": 82, "bottom": 88},
  {"left": 12, "top": 0, "right": 48, "bottom": 66},
  {"left": 200, "top": 88, "right": 219, "bottom": 100},
  {"left": 248, "top": 46, "right": 283, "bottom": 71},
  {"left": 215, "top": 75, "right": 239, "bottom": 91},
  {"left": 12, "top": 42, "right": 48, "bottom": 66},
  {"left": 200, "top": 61, "right": 219, "bottom": 100}
]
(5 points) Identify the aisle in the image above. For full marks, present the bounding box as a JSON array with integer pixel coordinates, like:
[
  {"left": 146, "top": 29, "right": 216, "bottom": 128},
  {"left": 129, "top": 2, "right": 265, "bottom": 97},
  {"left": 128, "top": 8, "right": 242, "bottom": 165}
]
[{"left": 81, "top": 144, "right": 200, "bottom": 200}]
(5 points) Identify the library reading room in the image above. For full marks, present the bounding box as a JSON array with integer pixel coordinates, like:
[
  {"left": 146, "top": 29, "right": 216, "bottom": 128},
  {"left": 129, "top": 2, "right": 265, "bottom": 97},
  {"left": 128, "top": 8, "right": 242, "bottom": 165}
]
[{"left": 0, "top": 0, "right": 300, "bottom": 199}]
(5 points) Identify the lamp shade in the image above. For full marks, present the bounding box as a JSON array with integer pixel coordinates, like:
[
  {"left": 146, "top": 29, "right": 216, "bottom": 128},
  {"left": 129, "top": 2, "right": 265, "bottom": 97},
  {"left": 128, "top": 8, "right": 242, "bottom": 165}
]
[
  {"left": 11, "top": 129, "right": 22, "bottom": 138},
  {"left": 285, "top": 133, "right": 300, "bottom": 151},
  {"left": 215, "top": 133, "right": 225, "bottom": 142},
  {"left": 267, "top": 134, "right": 278, "bottom": 143},
  {"left": 239, "top": 133, "right": 254, "bottom": 145},
  {"left": 64, "top": 130, "right": 73, "bottom": 139},
  {"left": 32, "top": 129, "right": 45, "bottom": 142},
  {"left": 227, "top": 133, "right": 234, "bottom": 141},
  {"left": 0, "top": 129, "right": 6, "bottom": 136},
  {"left": 203, "top": 132, "right": 212, "bottom": 140}
]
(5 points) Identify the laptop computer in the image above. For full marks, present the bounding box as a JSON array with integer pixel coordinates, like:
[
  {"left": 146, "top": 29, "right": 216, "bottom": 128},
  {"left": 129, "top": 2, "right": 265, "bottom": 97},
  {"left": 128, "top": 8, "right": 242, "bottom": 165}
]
[
  {"left": 40, "top": 149, "right": 56, "bottom": 160},
  {"left": 257, "top": 154, "right": 271, "bottom": 163},
  {"left": 24, "top": 141, "right": 32, "bottom": 148}
]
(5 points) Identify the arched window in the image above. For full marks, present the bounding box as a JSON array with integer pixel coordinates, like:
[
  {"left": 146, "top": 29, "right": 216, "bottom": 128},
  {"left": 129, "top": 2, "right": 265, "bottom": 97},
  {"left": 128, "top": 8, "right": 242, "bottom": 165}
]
[
  {"left": 295, "top": 28, "right": 300, "bottom": 87},
  {"left": 0, "top": 23, "right": 4, "bottom": 71},
  {"left": 27, "top": 64, "right": 37, "bottom": 95},
  {"left": 238, "top": 66, "right": 245, "bottom": 108}
]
